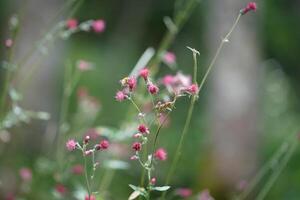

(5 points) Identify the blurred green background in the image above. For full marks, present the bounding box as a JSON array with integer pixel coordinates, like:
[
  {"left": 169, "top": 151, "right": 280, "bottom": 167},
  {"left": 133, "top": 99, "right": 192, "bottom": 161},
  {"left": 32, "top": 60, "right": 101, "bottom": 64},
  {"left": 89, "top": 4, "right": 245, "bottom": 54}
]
[{"left": 0, "top": 0, "right": 300, "bottom": 199}]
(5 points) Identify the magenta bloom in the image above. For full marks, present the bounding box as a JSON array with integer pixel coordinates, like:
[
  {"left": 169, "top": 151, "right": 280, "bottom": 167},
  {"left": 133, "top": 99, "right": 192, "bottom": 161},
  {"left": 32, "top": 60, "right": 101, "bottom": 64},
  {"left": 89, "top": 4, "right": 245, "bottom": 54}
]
[
  {"left": 66, "top": 139, "right": 77, "bottom": 151},
  {"left": 163, "top": 51, "right": 176, "bottom": 64},
  {"left": 162, "top": 75, "right": 175, "bottom": 86},
  {"left": 150, "top": 177, "right": 156, "bottom": 185},
  {"left": 115, "top": 91, "right": 127, "bottom": 102},
  {"left": 139, "top": 68, "right": 149, "bottom": 80},
  {"left": 186, "top": 84, "right": 199, "bottom": 95},
  {"left": 176, "top": 188, "right": 192, "bottom": 198},
  {"left": 71, "top": 164, "right": 84, "bottom": 175},
  {"left": 92, "top": 19, "right": 106, "bottom": 33},
  {"left": 138, "top": 124, "right": 149, "bottom": 134},
  {"left": 77, "top": 60, "right": 92, "bottom": 71},
  {"left": 85, "top": 195, "right": 96, "bottom": 200},
  {"left": 19, "top": 167, "right": 32, "bottom": 182},
  {"left": 154, "top": 148, "right": 167, "bottom": 161},
  {"left": 127, "top": 77, "right": 136, "bottom": 91},
  {"left": 55, "top": 184, "right": 67, "bottom": 195},
  {"left": 241, "top": 2, "right": 257, "bottom": 15},
  {"left": 5, "top": 39, "right": 13, "bottom": 48},
  {"left": 99, "top": 140, "right": 110, "bottom": 150},
  {"left": 148, "top": 83, "right": 159, "bottom": 95},
  {"left": 132, "top": 142, "right": 142, "bottom": 151},
  {"left": 66, "top": 18, "right": 78, "bottom": 29}
]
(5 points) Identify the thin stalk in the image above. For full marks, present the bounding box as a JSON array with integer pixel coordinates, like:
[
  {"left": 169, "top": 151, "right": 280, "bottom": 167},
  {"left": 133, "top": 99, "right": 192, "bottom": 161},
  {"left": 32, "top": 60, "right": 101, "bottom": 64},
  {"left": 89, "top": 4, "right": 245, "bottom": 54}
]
[
  {"left": 198, "top": 13, "right": 241, "bottom": 92},
  {"left": 84, "top": 151, "right": 92, "bottom": 198},
  {"left": 255, "top": 140, "right": 297, "bottom": 200},
  {"left": 162, "top": 49, "right": 199, "bottom": 198}
]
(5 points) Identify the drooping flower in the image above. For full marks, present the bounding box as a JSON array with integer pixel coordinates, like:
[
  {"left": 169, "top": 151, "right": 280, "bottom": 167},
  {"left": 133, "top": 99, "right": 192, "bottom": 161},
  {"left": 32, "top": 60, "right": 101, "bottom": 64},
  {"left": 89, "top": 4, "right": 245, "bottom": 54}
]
[
  {"left": 77, "top": 60, "right": 93, "bottom": 71},
  {"left": 92, "top": 19, "right": 106, "bottom": 33},
  {"left": 138, "top": 124, "right": 149, "bottom": 134},
  {"left": 71, "top": 164, "right": 84, "bottom": 175},
  {"left": 147, "top": 83, "right": 159, "bottom": 95},
  {"left": 19, "top": 167, "right": 32, "bottom": 182},
  {"left": 99, "top": 140, "right": 109, "bottom": 150},
  {"left": 66, "top": 18, "right": 78, "bottom": 29},
  {"left": 186, "top": 84, "right": 199, "bottom": 95},
  {"left": 85, "top": 194, "right": 96, "bottom": 200},
  {"left": 163, "top": 51, "right": 176, "bottom": 64},
  {"left": 55, "top": 184, "right": 67, "bottom": 195},
  {"left": 241, "top": 2, "right": 257, "bottom": 15},
  {"left": 66, "top": 139, "right": 77, "bottom": 151},
  {"left": 175, "top": 188, "right": 193, "bottom": 198},
  {"left": 132, "top": 142, "right": 142, "bottom": 151},
  {"left": 154, "top": 148, "right": 167, "bottom": 161},
  {"left": 115, "top": 91, "right": 127, "bottom": 102},
  {"left": 139, "top": 68, "right": 149, "bottom": 80}
]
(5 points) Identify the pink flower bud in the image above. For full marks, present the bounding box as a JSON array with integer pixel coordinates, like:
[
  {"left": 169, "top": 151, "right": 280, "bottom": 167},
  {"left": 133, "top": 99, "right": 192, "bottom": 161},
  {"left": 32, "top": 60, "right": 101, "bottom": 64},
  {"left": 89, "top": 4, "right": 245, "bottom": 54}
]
[
  {"left": 130, "top": 155, "right": 138, "bottom": 160},
  {"left": 66, "top": 18, "right": 78, "bottom": 30},
  {"left": 85, "top": 195, "right": 96, "bottom": 200},
  {"left": 66, "top": 139, "right": 77, "bottom": 151},
  {"left": 115, "top": 91, "right": 127, "bottom": 102},
  {"left": 150, "top": 177, "right": 156, "bottom": 185},
  {"left": 148, "top": 83, "right": 159, "bottom": 95},
  {"left": 241, "top": 2, "right": 257, "bottom": 15},
  {"left": 71, "top": 164, "right": 84, "bottom": 175},
  {"left": 92, "top": 19, "right": 106, "bottom": 33},
  {"left": 5, "top": 39, "right": 13, "bottom": 48},
  {"left": 132, "top": 142, "right": 142, "bottom": 151},
  {"left": 99, "top": 140, "right": 109, "bottom": 150},
  {"left": 138, "top": 124, "right": 149, "bottom": 134},
  {"left": 85, "top": 150, "right": 93, "bottom": 156},
  {"left": 186, "top": 84, "right": 199, "bottom": 95},
  {"left": 55, "top": 184, "right": 67, "bottom": 195},
  {"left": 133, "top": 133, "right": 142, "bottom": 138},
  {"left": 163, "top": 51, "right": 176, "bottom": 64},
  {"left": 84, "top": 135, "right": 90, "bottom": 144},
  {"left": 139, "top": 68, "right": 149, "bottom": 80},
  {"left": 19, "top": 168, "right": 32, "bottom": 182},
  {"left": 128, "top": 77, "right": 136, "bottom": 91},
  {"left": 154, "top": 148, "right": 167, "bottom": 161}
]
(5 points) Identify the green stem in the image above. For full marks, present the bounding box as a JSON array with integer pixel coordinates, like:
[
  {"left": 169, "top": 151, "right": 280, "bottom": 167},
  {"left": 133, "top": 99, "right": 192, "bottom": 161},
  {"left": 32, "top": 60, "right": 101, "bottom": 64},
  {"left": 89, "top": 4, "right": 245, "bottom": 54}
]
[
  {"left": 255, "top": 140, "right": 297, "bottom": 200},
  {"left": 198, "top": 13, "right": 241, "bottom": 92},
  {"left": 84, "top": 151, "right": 92, "bottom": 198}
]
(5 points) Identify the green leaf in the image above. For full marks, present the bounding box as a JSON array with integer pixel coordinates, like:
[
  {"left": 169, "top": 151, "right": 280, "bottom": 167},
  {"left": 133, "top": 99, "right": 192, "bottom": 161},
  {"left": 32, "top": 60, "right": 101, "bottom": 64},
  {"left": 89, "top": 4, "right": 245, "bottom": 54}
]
[{"left": 128, "top": 191, "right": 141, "bottom": 200}]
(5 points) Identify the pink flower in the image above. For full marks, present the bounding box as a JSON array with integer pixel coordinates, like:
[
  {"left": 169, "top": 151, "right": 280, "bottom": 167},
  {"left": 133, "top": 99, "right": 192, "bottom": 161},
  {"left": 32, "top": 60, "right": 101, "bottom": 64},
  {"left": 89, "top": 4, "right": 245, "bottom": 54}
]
[
  {"left": 163, "top": 51, "right": 176, "bottom": 64},
  {"left": 138, "top": 124, "right": 149, "bottom": 134},
  {"left": 66, "top": 139, "right": 77, "bottom": 151},
  {"left": 241, "top": 2, "right": 257, "bottom": 15},
  {"left": 98, "top": 140, "right": 109, "bottom": 150},
  {"left": 77, "top": 60, "right": 93, "bottom": 71},
  {"left": 148, "top": 83, "right": 159, "bottom": 95},
  {"left": 115, "top": 91, "right": 127, "bottom": 102},
  {"left": 92, "top": 19, "right": 106, "bottom": 33},
  {"left": 154, "top": 148, "right": 167, "bottom": 161},
  {"left": 19, "top": 168, "right": 32, "bottom": 181},
  {"left": 150, "top": 177, "right": 156, "bottom": 185},
  {"left": 71, "top": 164, "right": 84, "bottom": 175},
  {"left": 132, "top": 142, "right": 142, "bottom": 151},
  {"left": 198, "top": 189, "right": 214, "bottom": 200},
  {"left": 55, "top": 184, "right": 67, "bottom": 195},
  {"left": 139, "top": 68, "right": 149, "bottom": 80},
  {"left": 66, "top": 18, "right": 78, "bottom": 29},
  {"left": 130, "top": 155, "right": 138, "bottom": 160},
  {"left": 85, "top": 150, "right": 93, "bottom": 156},
  {"left": 186, "top": 84, "right": 199, "bottom": 95},
  {"left": 176, "top": 188, "right": 193, "bottom": 198},
  {"left": 5, "top": 39, "right": 13, "bottom": 48},
  {"left": 85, "top": 194, "right": 96, "bottom": 200},
  {"left": 162, "top": 75, "right": 175, "bottom": 86},
  {"left": 127, "top": 77, "right": 136, "bottom": 91}
]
